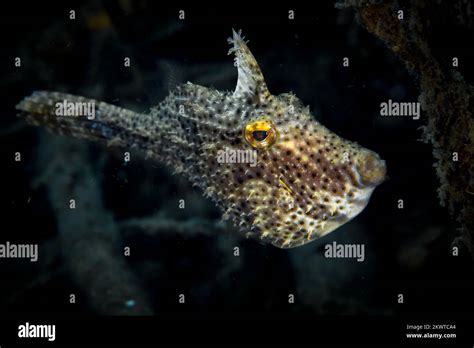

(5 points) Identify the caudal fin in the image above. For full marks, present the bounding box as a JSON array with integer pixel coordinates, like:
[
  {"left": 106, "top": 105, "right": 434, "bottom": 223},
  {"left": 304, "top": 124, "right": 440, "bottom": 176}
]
[{"left": 16, "top": 91, "right": 147, "bottom": 148}]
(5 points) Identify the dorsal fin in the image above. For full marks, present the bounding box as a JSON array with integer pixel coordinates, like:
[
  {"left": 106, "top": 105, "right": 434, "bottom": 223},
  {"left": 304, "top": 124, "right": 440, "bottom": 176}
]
[{"left": 228, "top": 29, "right": 270, "bottom": 99}]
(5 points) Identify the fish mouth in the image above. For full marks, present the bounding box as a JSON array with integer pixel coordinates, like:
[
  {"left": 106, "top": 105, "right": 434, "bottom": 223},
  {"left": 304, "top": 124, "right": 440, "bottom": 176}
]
[{"left": 357, "top": 152, "right": 387, "bottom": 187}]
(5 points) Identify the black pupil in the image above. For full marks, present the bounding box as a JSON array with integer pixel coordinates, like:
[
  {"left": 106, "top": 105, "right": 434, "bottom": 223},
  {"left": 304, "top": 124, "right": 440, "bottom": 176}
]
[{"left": 252, "top": 130, "right": 268, "bottom": 141}]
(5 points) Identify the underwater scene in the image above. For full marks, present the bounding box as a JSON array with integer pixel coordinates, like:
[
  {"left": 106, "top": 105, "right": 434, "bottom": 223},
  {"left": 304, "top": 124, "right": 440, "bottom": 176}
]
[{"left": 0, "top": 0, "right": 473, "bottom": 345}]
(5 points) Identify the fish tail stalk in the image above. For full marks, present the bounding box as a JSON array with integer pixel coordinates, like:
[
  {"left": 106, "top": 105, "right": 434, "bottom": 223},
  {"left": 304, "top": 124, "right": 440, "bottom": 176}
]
[{"left": 16, "top": 91, "right": 145, "bottom": 149}]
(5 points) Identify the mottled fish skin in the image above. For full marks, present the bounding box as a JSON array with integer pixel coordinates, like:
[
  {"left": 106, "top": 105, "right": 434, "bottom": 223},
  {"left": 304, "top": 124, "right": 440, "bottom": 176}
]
[{"left": 16, "top": 30, "right": 386, "bottom": 248}]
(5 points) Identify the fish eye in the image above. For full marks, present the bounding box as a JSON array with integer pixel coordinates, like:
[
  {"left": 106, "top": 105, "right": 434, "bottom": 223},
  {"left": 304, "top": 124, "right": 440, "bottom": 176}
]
[{"left": 244, "top": 119, "right": 278, "bottom": 149}]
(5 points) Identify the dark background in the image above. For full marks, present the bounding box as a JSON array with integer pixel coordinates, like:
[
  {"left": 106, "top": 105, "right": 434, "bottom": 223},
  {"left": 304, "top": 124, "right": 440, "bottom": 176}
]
[{"left": 0, "top": 0, "right": 473, "bottom": 320}]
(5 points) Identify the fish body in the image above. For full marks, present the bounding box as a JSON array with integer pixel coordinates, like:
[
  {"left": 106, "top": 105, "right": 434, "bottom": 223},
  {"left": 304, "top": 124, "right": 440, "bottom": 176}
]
[{"left": 16, "top": 30, "right": 386, "bottom": 248}]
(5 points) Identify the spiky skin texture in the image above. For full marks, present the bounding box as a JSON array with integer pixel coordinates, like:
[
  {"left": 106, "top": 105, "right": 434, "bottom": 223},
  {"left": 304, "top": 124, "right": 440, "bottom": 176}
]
[{"left": 16, "top": 30, "right": 386, "bottom": 248}]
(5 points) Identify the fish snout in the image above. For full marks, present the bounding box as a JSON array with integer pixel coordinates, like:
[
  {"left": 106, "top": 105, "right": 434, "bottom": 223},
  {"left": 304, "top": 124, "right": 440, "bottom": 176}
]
[{"left": 357, "top": 151, "right": 387, "bottom": 186}]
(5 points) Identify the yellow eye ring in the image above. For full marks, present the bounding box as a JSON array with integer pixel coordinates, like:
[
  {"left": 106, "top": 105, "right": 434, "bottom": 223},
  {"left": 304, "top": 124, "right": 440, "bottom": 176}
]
[{"left": 243, "top": 119, "right": 279, "bottom": 149}]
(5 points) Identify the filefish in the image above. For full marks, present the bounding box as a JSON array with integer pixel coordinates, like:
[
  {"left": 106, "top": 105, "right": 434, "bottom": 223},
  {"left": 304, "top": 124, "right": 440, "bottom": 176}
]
[{"left": 16, "top": 30, "right": 386, "bottom": 248}]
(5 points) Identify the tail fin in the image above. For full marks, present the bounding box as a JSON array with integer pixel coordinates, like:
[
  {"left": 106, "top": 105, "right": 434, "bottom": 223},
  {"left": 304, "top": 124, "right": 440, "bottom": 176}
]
[{"left": 16, "top": 91, "right": 146, "bottom": 148}]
